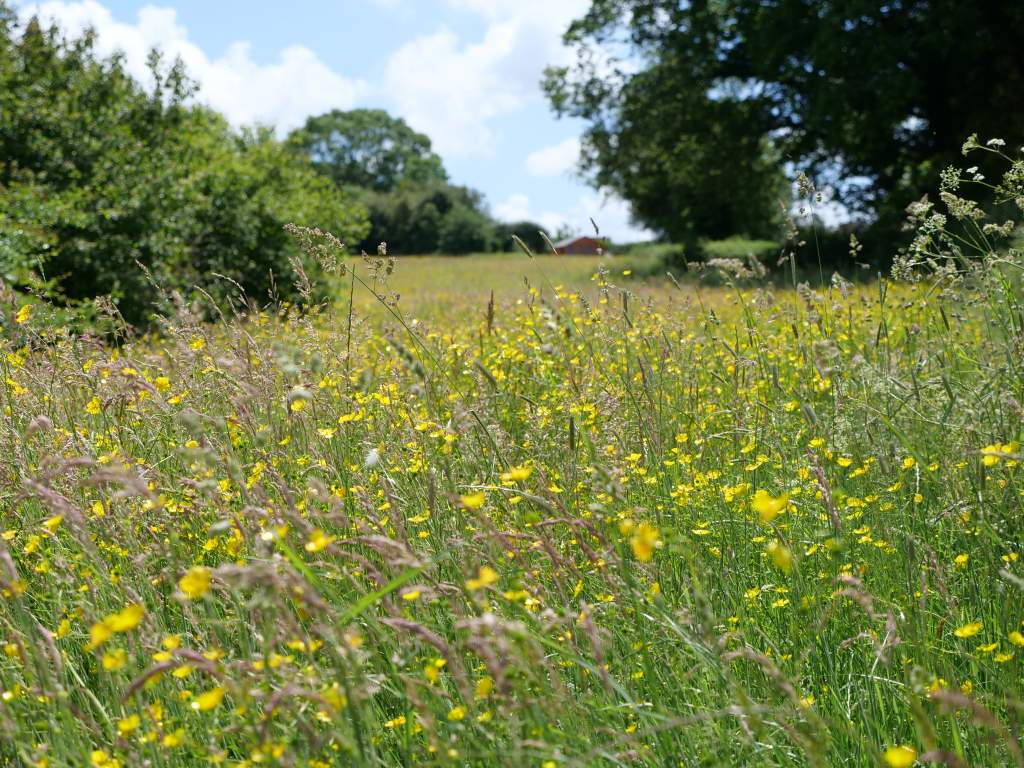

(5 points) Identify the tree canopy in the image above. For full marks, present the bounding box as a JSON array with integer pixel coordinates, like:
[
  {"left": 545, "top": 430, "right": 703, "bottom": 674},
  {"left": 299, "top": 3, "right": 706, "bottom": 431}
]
[
  {"left": 495, "top": 221, "right": 553, "bottom": 254},
  {"left": 0, "top": 6, "right": 368, "bottom": 326},
  {"left": 289, "top": 109, "right": 448, "bottom": 192},
  {"left": 353, "top": 182, "right": 501, "bottom": 255},
  {"left": 291, "top": 109, "right": 543, "bottom": 255},
  {"left": 545, "top": 0, "right": 1024, "bottom": 253}
]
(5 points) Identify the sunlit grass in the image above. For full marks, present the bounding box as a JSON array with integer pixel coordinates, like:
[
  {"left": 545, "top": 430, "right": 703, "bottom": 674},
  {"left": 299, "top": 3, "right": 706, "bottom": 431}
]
[
  {"left": 347, "top": 252, "right": 652, "bottom": 320},
  {"left": 1, "top": 246, "right": 1022, "bottom": 767}
]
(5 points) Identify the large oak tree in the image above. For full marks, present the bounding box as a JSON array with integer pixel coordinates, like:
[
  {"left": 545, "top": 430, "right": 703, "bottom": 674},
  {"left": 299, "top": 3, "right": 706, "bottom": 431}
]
[{"left": 545, "top": 0, "right": 1024, "bottom": 255}]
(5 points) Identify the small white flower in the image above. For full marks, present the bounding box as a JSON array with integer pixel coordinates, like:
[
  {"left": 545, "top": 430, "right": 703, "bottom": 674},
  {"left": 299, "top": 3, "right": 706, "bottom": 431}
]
[
  {"left": 986, "top": 138, "right": 1006, "bottom": 147},
  {"left": 364, "top": 448, "right": 380, "bottom": 468}
]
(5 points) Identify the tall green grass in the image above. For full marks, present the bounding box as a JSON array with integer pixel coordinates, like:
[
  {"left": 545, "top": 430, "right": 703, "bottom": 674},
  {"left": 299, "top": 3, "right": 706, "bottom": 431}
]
[{"left": 0, "top": 141, "right": 1021, "bottom": 767}]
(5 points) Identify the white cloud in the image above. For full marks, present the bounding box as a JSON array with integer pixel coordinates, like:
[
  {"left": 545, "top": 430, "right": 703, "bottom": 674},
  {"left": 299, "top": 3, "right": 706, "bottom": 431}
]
[
  {"left": 568, "top": 190, "right": 653, "bottom": 242},
  {"left": 446, "top": 0, "right": 588, "bottom": 26},
  {"left": 383, "top": 0, "right": 587, "bottom": 157},
  {"left": 18, "top": 1, "right": 366, "bottom": 132},
  {"left": 383, "top": 23, "right": 527, "bottom": 156},
  {"left": 494, "top": 193, "right": 533, "bottom": 222},
  {"left": 493, "top": 193, "right": 566, "bottom": 236},
  {"left": 494, "top": 190, "right": 653, "bottom": 243},
  {"left": 21, "top": 0, "right": 592, "bottom": 163},
  {"left": 16, "top": 0, "right": 647, "bottom": 241},
  {"left": 526, "top": 137, "right": 580, "bottom": 177}
]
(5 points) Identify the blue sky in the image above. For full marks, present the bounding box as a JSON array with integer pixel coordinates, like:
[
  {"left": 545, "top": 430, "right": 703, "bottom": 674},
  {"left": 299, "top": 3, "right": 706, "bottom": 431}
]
[{"left": 15, "top": 0, "right": 653, "bottom": 241}]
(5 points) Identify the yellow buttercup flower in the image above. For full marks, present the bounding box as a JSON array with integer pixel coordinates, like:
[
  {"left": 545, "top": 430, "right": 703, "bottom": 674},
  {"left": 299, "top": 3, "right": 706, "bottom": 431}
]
[
  {"left": 752, "top": 490, "right": 789, "bottom": 523},
  {"left": 882, "top": 745, "right": 917, "bottom": 768},
  {"left": 466, "top": 566, "right": 499, "bottom": 591},
  {"left": 475, "top": 676, "right": 494, "bottom": 699},
  {"left": 766, "top": 540, "right": 794, "bottom": 574},
  {"left": 460, "top": 491, "right": 486, "bottom": 509},
  {"left": 500, "top": 465, "right": 532, "bottom": 482},
  {"left": 101, "top": 649, "right": 127, "bottom": 670},
  {"left": 631, "top": 522, "right": 660, "bottom": 562},
  {"left": 178, "top": 566, "right": 212, "bottom": 600},
  {"left": 191, "top": 686, "right": 225, "bottom": 712},
  {"left": 86, "top": 604, "right": 145, "bottom": 651},
  {"left": 105, "top": 605, "right": 144, "bottom": 632},
  {"left": 954, "top": 621, "right": 982, "bottom": 638},
  {"left": 161, "top": 728, "right": 185, "bottom": 747},
  {"left": 117, "top": 714, "right": 140, "bottom": 736},
  {"left": 305, "top": 529, "right": 335, "bottom": 553},
  {"left": 981, "top": 441, "right": 1020, "bottom": 466}
]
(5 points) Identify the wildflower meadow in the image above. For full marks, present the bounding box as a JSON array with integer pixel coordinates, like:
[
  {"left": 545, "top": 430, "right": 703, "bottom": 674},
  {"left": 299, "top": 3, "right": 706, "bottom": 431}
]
[{"left": 1, "top": 141, "right": 1023, "bottom": 767}]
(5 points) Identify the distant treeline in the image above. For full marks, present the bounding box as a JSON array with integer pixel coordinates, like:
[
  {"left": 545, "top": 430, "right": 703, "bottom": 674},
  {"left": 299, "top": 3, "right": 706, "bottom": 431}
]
[
  {"left": 0, "top": 6, "right": 551, "bottom": 327},
  {"left": 287, "top": 108, "right": 555, "bottom": 257}
]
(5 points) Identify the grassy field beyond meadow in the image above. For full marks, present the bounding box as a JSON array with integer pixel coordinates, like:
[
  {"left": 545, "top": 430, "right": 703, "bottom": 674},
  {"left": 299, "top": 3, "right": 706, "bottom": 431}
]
[
  {"left": 347, "top": 253, "right": 633, "bottom": 320},
  {"left": 2, "top": 242, "right": 1024, "bottom": 768}
]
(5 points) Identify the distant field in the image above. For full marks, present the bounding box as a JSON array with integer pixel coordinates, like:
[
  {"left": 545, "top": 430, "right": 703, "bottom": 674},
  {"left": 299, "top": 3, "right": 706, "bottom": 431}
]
[{"left": 348, "top": 251, "right": 660, "bottom": 320}]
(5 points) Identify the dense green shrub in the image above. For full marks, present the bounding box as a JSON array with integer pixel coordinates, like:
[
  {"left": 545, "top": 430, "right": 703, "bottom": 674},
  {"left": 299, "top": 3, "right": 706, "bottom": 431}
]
[
  {"left": 0, "top": 8, "right": 368, "bottom": 327},
  {"left": 352, "top": 182, "right": 501, "bottom": 255},
  {"left": 493, "top": 221, "right": 552, "bottom": 254}
]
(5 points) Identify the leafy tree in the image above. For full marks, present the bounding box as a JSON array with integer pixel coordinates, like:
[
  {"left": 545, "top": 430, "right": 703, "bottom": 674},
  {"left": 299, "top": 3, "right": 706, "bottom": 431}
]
[
  {"left": 178, "top": 125, "right": 368, "bottom": 310},
  {"left": 354, "top": 182, "right": 499, "bottom": 255},
  {"left": 438, "top": 205, "right": 494, "bottom": 254},
  {"left": 0, "top": 7, "right": 368, "bottom": 325},
  {"left": 289, "top": 109, "right": 448, "bottom": 192},
  {"left": 575, "top": 57, "right": 787, "bottom": 245},
  {"left": 290, "top": 108, "right": 509, "bottom": 255},
  {"left": 495, "top": 221, "right": 551, "bottom": 253},
  {"left": 545, "top": 0, "right": 1024, "bottom": 258}
]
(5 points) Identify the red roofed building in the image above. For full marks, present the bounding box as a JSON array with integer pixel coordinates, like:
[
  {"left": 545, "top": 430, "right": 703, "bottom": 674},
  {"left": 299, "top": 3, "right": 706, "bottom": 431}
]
[{"left": 552, "top": 235, "right": 605, "bottom": 255}]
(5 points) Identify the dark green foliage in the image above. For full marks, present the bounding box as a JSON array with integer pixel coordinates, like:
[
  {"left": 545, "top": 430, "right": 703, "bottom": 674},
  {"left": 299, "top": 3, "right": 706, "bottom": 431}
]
[
  {"left": 437, "top": 204, "right": 494, "bottom": 255},
  {"left": 291, "top": 110, "right": 513, "bottom": 255},
  {"left": 494, "top": 221, "right": 551, "bottom": 254},
  {"left": 289, "top": 109, "right": 448, "bottom": 192},
  {"left": 545, "top": 0, "right": 1024, "bottom": 260},
  {"left": 551, "top": 52, "right": 788, "bottom": 246},
  {"left": 0, "top": 7, "right": 368, "bottom": 326},
  {"left": 173, "top": 126, "right": 368, "bottom": 311},
  {"left": 355, "top": 182, "right": 500, "bottom": 255}
]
